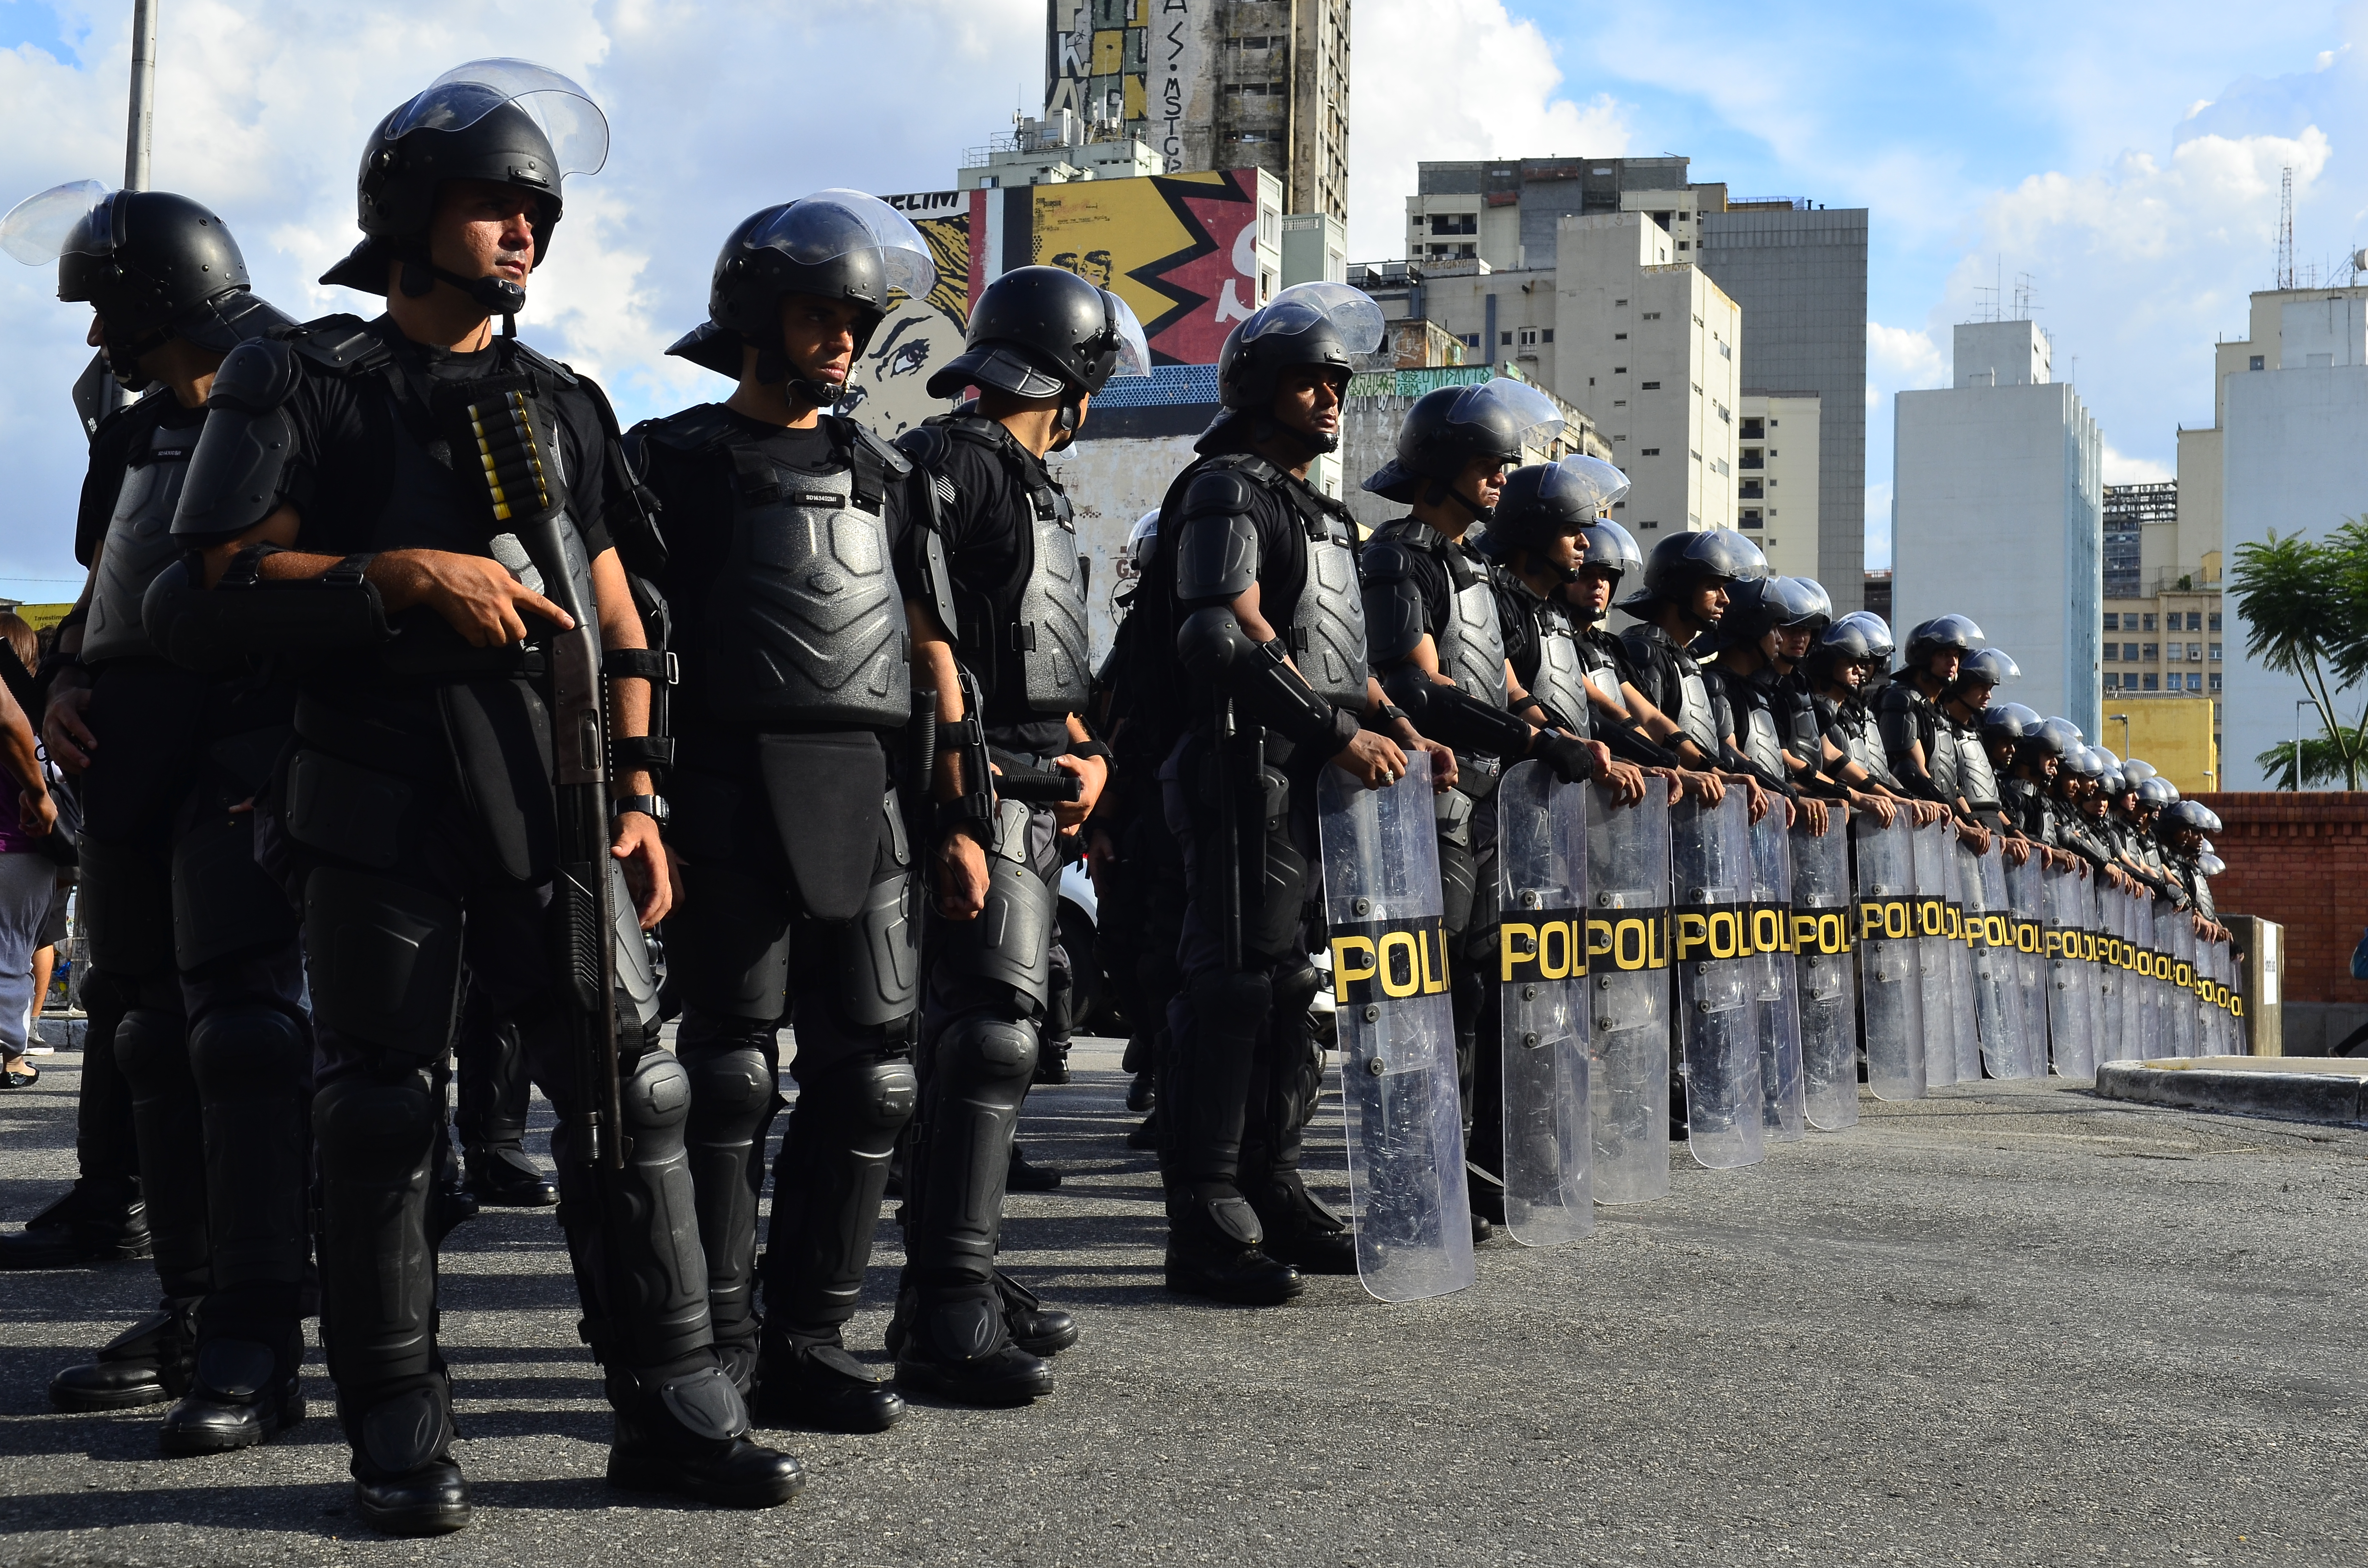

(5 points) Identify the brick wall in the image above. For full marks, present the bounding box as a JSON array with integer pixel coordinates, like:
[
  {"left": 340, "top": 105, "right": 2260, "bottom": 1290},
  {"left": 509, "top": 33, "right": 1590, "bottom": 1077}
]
[{"left": 2193, "top": 793, "right": 2368, "bottom": 1005}]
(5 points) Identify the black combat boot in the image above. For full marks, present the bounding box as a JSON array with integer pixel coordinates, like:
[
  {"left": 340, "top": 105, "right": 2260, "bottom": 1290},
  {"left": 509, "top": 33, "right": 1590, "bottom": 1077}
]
[
  {"left": 48, "top": 1299, "right": 192, "bottom": 1411},
  {"left": 0, "top": 1181, "right": 150, "bottom": 1269}
]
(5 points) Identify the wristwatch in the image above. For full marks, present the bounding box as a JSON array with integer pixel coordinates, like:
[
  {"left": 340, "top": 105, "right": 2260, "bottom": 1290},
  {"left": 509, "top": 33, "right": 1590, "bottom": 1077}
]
[{"left": 612, "top": 793, "right": 670, "bottom": 829}]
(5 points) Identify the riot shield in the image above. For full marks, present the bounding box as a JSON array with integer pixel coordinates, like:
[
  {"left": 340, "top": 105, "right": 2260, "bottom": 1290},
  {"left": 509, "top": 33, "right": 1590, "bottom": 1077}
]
[
  {"left": 2091, "top": 876, "right": 2124, "bottom": 1070},
  {"left": 1910, "top": 820, "right": 1959, "bottom": 1088},
  {"left": 1317, "top": 752, "right": 1475, "bottom": 1302},
  {"left": 2119, "top": 887, "right": 2149, "bottom": 1065},
  {"left": 1494, "top": 760, "right": 1593, "bottom": 1248},
  {"left": 2040, "top": 862, "right": 2095, "bottom": 1079},
  {"left": 1971, "top": 841, "right": 2034, "bottom": 1079},
  {"left": 2171, "top": 912, "right": 2200, "bottom": 1059},
  {"left": 1853, "top": 812, "right": 1926, "bottom": 1102},
  {"left": 1585, "top": 778, "right": 1673, "bottom": 1204},
  {"left": 1942, "top": 839, "right": 1982, "bottom": 1081},
  {"left": 1791, "top": 811, "right": 1859, "bottom": 1131},
  {"left": 2208, "top": 938, "right": 2239, "bottom": 1055},
  {"left": 1672, "top": 790, "right": 1764, "bottom": 1171},
  {"left": 2146, "top": 898, "right": 2173, "bottom": 1061},
  {"left": 2004, "top": 850, "right": 2051, "bottom": 1075},
  {"left": 1750, "top": 806, "right": 1806, "bottom": 1142}
]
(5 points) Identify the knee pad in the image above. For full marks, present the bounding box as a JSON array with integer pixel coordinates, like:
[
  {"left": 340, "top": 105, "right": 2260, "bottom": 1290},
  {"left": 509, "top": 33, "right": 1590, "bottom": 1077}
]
[
  {"left": 1271, "top": 963, "right": 1322, "bottom": 1020},
  {"left": 590, "top": 1052, "right": 710, "bottom": 1370},
  {"left": 188, "top": 1004, "right": 307, "bottom": 1093},
  {"left": 1187, "top": 971, "right": 1272, "bottom": 1047},
  {"left": 314, "top": 1070, "right": 439, "bottom": 1176},
  {"left": 113, "top": 1007, "right": 191, "bottom": 1090},
  {"left": 301, "top": 866, "right": 461, "bottom": 1062},
  {"left": 679, "top": 1030, "right": 779, "bottom": 1149},
  {"left": 933, "top": 1014, "right": 1037, "bottom": 1095},
  {"left": 619, "top": 1050, "right": 694, "bottom": 1146},
  {"left": 832, "top": 1053, "right": 919, "bottom": 1136},
  {"left": 312, "top": 1072, "right": 439, "bottom": 1389}
]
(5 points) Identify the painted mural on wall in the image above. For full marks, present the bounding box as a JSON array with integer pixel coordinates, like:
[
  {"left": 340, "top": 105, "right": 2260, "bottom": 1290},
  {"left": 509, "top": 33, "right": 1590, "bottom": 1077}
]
[
  {"left": 839, "top": 190, "right": 971, "bottom": 439},
  {"left": 1044, "top": 0, "right": 1208, "bottom": 175},
  {"left": 1003, "top": 168, "right": 1265, "bottom": 367}
]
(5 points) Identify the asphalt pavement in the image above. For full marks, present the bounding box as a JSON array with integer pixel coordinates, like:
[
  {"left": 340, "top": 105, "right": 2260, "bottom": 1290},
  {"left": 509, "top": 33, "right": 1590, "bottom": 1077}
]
[{"left": 2, "top": 1036, "right": 2363, "bottom": 1567}]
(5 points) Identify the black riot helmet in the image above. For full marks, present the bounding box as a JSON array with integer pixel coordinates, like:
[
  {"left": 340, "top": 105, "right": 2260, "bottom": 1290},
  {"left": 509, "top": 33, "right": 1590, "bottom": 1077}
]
[
  {"left": 668, "top": 192, "right": 936, "bottom": 403},
  {"left": 1363, "top": 378, "right": 1566, "bottom": 514},
  {"left": 2197, "top": 851, "right": 2226, "bottom": 876},
  {"left": 1577, "top": 517, "right": 1643, "bottom": 583},
  {"left": 1, "top": 181, "right": 291, "bottom": 386},
  {"left": 2060, "top": 744, "right": 2104, "bottom": 781},
  {"left": 1705, "top": 574, "right": 1827, "bottom": 652},
  {"left": 2134, "top": 777, "right": 2177, "bottom": 808},
  {"left": 2097, "top": 764, "right": 2128, "bottom": 795},
  {"left": 2120, "top": 759, "right": 2158, "bottom": 788},
  {"left": 1788, "top": 577, "right": 1835, "bottom": 636},
  {"left": 1484, "top": 456, "right": 1630, "bottom": 572},
  {"left": 318, "top": 59, "right": 607, "bottom": 319},
  {"left": 1951, "top": 646, "right": 2020, "bottom": 704},
  {"left": 2015, "top": 721, "right": 2067, "bottom": 767},
  {"left": 1980, "top": 701, "right": 2042, "bottom": 746},
  {"left": 1838, "top": 610, "right": 1895, "bottom": 664},
  {"left": 1616, "top": 526, "right": 1768, "bottom": 617},
  {"left": 1804, "top": 613, "right": 1882, "bottom": 681},
  {"left": 2164, "top": 802, "right": 2222, "bottom": 836},
  {"left": 1216, "top": 280, "right": 1383, "bottom": 409},
  {"left": 926, "top": 264, "right": 1150, "bottom": 408},
  {"left": 1903, "top": 614, "right": 1984, "bottom": 671}
]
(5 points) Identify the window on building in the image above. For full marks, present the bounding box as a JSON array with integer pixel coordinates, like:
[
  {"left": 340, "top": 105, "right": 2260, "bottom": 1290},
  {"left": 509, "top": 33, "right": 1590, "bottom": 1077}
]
[
  {"left": 1462, "top": 333, "right": 1480, "bottom": 347},
  {"left": 1520, "top": 328, "right": 1540, "bottom": 346},
  {"left": 1614, "top": 367, "right": 1628, "bottom": 374},
  {"left": 1741, "top": 417, "right": 1765, "bottom": 440},
  {"left": 1614, "top": 299, "right": 1628, "bottom": 307},
  {"left": 2142, "top": 643, "right": 2159, "bottom": 660},
  {"left": 1639, "top": 447, "right": 1660, "bottom": 456},
  {"left": 2209, "top": 643, "right": 2222, "bottom": 662},
  {"left": 1614, "top": 331, "right": 1628, "bottom": 341},
  {"left": 2249, "top": 355, "right": 2265, "bottom": 370},
  {"left": 1640, "top": 380, "right": 1660, "bottom": 389},
  {"left": 1740, "top": 479, "right": 1763, "bottom": 498},
  {"left": 2142, "top": 614, "right": 2157, "bottom": 631},
  {"left": 2166, "top": 643, "right": 2182, "bottom": 662},
  {"left": 2104, "top": 672, "right": 2120, "bottom": 689},
  {"left": 2209, "top": 674, "right": 2223, "bottom": 692},
  {"left": 2187, "top": 612, "right": 2204, "bottom": 631},
  {"left": 2103, "top": 645, "right": 2118, "bottom": 662},
  {"left": 1651, "top": 211, "right": 1672, "bottom": 228},
  {"left": 1740, "top": 509, "right": 1763, "bottom": 529},
  {"left": 1542, "top": 330, "right": 1554, "bottom": 343},
  {"left": 1500, "top": 331, "right": 1513, "bottom": 345},
  {"left": 1429, "top": 213, "right": 1477, "bottom": 235},
  {"left": 1740, "top": 449, "right": 1764, "bottom": 470},
  {"left": 2122, "top": 642, "right": 2137, "bottom": 662},
  {"left": 2103, "top": 612, "right": 2119, "bottom": 631},
  {"left": 2208, "top": 612, "right": 2222, "bottom": 631},
  {"left": 1679, "top": 241, "right": 1691, "bottom": 252},
  {"left": 1612, "top": 400, "right": 1626, "bottom": 407},
  {"left": 2186, "top": 672, "right": 2203, "bottom": 692},
  {"left": 1641, "top": 311, "right": 1661, "bottom": 320},
  {"left": 2143, "top": 674, "right": 2159, "bottom": 691},
  {"left": 1640, "top": 520, "right": 1658, "bottom": 529}
]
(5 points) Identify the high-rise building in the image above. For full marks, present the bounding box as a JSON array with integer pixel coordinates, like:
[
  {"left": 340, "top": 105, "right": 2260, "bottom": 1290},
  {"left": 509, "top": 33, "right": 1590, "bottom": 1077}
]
[
  {"left": 1400, "top": 157, "right": 1868, "bottom": 607},
  {"left": 1738, "top": 392, "right": 1820, "bottom": 580},
  {"left": 2209, "top": 283, "right": 2368, "bottom": 787},
  {"left": 1893, "top": 320, "right": 2104, "bottom": 737},
  {"left": 1043, "top": 0, "right": 1350, "bottom": 223}
]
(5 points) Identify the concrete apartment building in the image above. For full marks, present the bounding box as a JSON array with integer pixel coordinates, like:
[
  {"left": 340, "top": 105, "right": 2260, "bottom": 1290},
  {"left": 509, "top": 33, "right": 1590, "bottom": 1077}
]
[
  {"left": 1043, "top": 0, "right": 1351, "bottom": 222},
  {"left": 1400, "top": 157, "right": 1868, "bottom": 607},
  {"left": 2208, "top": 284, "right": 2368, "bottom": 788},
  {"left": 2099, "top": 479, "right": 2224, "bottom": 777},
  {"left": 1893, "top": 319, "right": 2105, "bottom": 739},
  {"left": 1739, "top": 392, "right": 1821, "bottom": 579}
]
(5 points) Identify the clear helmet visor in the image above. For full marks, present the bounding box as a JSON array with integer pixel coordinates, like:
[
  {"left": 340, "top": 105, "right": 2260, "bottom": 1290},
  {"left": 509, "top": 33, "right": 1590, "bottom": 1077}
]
[
  {"left": 1542, "top": 453, "right": 1629, "bottom": 513},
  {"left": 1103, "top": 287, "right": 1153, "bottom": 380},
  {"left": 391, "top": 59, "right": 609, "bottom": 177},
  {"left": 1, "top": 179, "right": 114, "bottom": 265},
  {"left": 1444, "top": 377, "right": 1565, "bottom": 451},
  {"left": 747, "top": 189, "right": 937, "bottom": 300},
  {"left": 1240, "top": 279, "right": 1386, "bottom": 356}
]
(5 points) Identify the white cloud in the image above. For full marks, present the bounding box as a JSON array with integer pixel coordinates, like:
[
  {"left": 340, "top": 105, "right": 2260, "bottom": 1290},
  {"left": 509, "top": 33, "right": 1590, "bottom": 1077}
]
[
  {"left": 1868, "top": 322, "right": 1946, "bottom": 392},
  {"left": 1345, "top": 0, "right": 1631, "bottom": 263},
  {"left": 2103, "top": 444, "right": 2175, "bottom": 483}
]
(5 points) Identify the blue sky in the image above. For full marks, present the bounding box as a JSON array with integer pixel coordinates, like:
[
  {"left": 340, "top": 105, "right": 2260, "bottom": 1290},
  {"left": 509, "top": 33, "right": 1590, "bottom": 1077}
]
[{"left": 0, "top": 0, "right": 2362, "bottom": 594}]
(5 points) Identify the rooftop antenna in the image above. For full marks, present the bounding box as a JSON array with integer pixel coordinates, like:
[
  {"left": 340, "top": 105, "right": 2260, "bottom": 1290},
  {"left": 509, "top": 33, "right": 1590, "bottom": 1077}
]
[{"left": 2277, "top": 165, "right": 2295, "bottom": 290}]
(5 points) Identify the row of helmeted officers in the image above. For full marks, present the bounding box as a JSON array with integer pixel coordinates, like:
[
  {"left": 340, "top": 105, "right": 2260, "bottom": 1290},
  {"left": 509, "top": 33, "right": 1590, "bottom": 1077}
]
[{"left": 0, "top": 54, "right": 2228, "bottom": 1538}]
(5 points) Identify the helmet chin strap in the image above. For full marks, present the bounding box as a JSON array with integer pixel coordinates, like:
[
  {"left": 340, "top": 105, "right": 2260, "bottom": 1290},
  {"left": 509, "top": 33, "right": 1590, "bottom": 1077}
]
[
  {"left": 401, "top": 257, "right": 527, "bottom": 332},
  {"left": 1248, "top": 413, "right": 1337, "bottom": 459},
  {"left": 1424, "top": 477, "right": 1494, "bottom": 525}
]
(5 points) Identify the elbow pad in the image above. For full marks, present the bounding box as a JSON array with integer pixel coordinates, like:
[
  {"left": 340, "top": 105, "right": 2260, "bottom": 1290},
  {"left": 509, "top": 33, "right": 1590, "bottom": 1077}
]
[
  {"left": 1181, "top": 609, "right": 1356, "bottom": 753},
  {"left": 1383, "top": 666, "right": 1531, "bottom": 758}
]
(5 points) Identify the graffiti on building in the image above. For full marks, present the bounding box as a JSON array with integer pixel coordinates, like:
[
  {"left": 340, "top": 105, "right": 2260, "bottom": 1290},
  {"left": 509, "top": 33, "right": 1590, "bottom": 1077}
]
[
  {"left": 1021, "top": 168, "right": 1265, "bottom": 366},
  {"left": 847, "top": 190, "right": 971, "bottom": 438},
  {"left": 1045, "top": 0, "right": 1207, "bottom": 174}
]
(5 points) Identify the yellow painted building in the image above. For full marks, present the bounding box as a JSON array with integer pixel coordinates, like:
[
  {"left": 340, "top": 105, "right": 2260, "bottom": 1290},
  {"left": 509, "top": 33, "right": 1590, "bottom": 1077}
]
[{"left": 2099, "top": 697, "right": 2219, "bottom": 793}]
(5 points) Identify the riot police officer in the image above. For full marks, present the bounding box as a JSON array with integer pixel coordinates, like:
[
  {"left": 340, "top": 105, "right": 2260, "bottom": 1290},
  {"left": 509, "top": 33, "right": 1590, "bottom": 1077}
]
[
  {"left": 2, "top": 183, "right": 321, "bottom": 1452},
  {"left": 1359, "top": 383, "right": 1612, "bottom": 1226},
  {"left": 1546, "top": 518, "right": 1727, "bottom": 802},
  {"left": 1878, "top": 616, "right": 1990, "bottom": 849},
  {"left": 889, "top": 264, "right": 1136, "bottom": 1396},
  {"left": 1616, "top": 528, "right": 1776, "bottom": 817},
  {"left": 1696, "top": 575, "right": 1834, "bottom": 833},
  {"left": 162, "top": 62, "right": 800, "bottom": 1531},
  {"left": 628, "top": 191, "right": 941, "bottom": 1434},
  {"left": 1794, "top": 613, "right": 1917, "bottom": 826},
  {"left": 2160, "top": 801, "right": 2226, "bottom": 939},
  {"left": 1939, "top": 648, "right": 2034, "bottom": 863},
  {"left": 1126, "top": 281, "right": 1442, "bottom": 1297}
]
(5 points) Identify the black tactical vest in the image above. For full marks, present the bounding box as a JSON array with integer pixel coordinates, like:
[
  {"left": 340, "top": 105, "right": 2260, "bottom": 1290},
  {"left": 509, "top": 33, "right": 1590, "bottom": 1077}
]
[
  {"left": 1529, "top": 602, "right": 1592, "bottom": 740},
  {"left": 1956, "top": 721, "right": 2003, "bottom": 808},
  {"left": 704, "top": 416, "right": 912, "bottom": 727},
  {"left": 83, "top": 411, "right": 200, "bottom": 665}
]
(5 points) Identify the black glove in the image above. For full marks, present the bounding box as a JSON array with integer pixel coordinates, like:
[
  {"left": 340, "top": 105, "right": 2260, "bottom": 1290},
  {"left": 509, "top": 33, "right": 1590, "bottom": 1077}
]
[{"left": 1527, "top": 730, "right": 1598, "bottom": 784}]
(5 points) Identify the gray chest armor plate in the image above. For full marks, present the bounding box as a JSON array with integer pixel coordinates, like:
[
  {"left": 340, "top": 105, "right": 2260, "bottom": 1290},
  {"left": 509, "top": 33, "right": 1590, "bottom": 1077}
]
[
  {"left": 84, "top": 418, "right": 199, "bottom": 664},
  {"left": 1438, "top": 549, "right": 1507, "bottom": 709},
  {"left": 1575, "top": 635, "right": 1624, "bottom": 709},
  {"left": 1956, "top": 729, "right": 2002, "bottom": 808},
  {"left": 1012, "top": 483, "right": 1092, "bottom": 714},
  {"left": 1674, "top": 659, "right": 1721, "bottom": 757},
  {"left": 1286, "top": 502, "right": 1370, "bottom": 708},
  {"left": 1926, "top": 713, "right": 1961, "bottom": 799},
  {"left": 1529, "top": 614, "right": 1593, "bottom": 740},
  {"left": 1742, "top": 698, "right": 1785, "bottom": 778},
  {"left": 713, "top": 443, "right": 909, "bottom": 727}
]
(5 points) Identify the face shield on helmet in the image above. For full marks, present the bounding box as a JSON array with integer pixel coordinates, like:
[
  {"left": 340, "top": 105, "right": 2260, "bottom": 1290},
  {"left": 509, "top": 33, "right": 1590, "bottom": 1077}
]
[
  {"left": 1238, "top": 280, "right": 1387, "bottom": 355},
  {"left": 1577, "top": 516, "right": 1642, "bottom": 578},
  {"left": 1490, "top": 456, "right": 1630, "bottom": 560},
  {"left": 0, "top": 180, "right": 115, "bottom": 267},
  {"left": 1119, "top": 509, "right": 1161, "bottom": 580},
  {"left": 388, "top": 59, "right": 609, "bottom": 178},
  {"left": 1619, "top": 526, "right": 1769, "bottom": 616},
  {"left": 2120, "top": 759, "right": 2158, "bottom": 787},
  {"left": 2197, "top": 852, "right": 2227, "bottom": 876},
  {"left": 2134, "top": 777, "right": 2176, "bottom": 808},
  {"left": 2166, "top": 801, "right": 2222, "bottom": 835},
  {"left": 1808, "top": 616, "right": 1878, "bottom": 676},
  {"left": 1788, "top": 577, "right": 1835, "bottom": 635},
  {"left": 1362, "top": 378, "right": 1566, "bottom": 509},
  {"left": 1980, "top": 701, "right": 2041, "bottom": 744},
  {"left": 2097, "top": 768, "right": 2127, "bottom": 795},
  {"left": 1837, "top": 610, "right": 1895, "bottom": 662},
  {"left": 745, "top": 192, "right": 935, "bottom": 307},
  {"left": 1957, "top": 647, "right": 2019, "bottom": 693}
]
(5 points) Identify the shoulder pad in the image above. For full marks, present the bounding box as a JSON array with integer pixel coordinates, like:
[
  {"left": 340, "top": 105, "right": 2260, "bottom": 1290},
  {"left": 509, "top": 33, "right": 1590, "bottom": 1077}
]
[
  {"left": 283, "top": 314, "right": 387, "bottom": 375},
  {"left": 1199, "top": 451, "right": 1288, "bottom": 489},
  {"left": 844, "top": 420, "right": 914, "bottom": 478},
  {"left": 935, "top": 413, "right": 1006, "bottom": 449},
  {"left": 1181, "top": 466, "right": 1261, "bottom": 520},
  {"left": 894, "top": 423, "right": 954, "bottom": 472},
  {"left": 1357, "top": 536, "right": 1415, "bottom": 582},
  {"left": 634, "top": 404, "right": 740, "bottom": 456},
  {"left": 505, "top": 339, "right": 580, "bottom": 387},
  {"left": 208, "top": 337, "right": 300, "bottom": 415}
]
